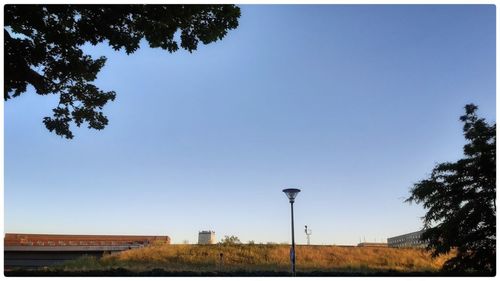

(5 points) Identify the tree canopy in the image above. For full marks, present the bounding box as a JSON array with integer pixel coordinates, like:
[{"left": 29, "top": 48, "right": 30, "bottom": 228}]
[
  {"left": 219, "top": 235, "right": 241, "bottom": 245},
  {"left": 406, "top": 104, "right": 496, "bottom": 275},
  {"left": 5, "top": 4, "right": 240, "bottom": 138}
]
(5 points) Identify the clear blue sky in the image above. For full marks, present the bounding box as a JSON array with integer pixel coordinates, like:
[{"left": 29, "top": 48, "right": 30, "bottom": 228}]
[{"left": 4, "top": 5, "right": 496, "bottom": 245}]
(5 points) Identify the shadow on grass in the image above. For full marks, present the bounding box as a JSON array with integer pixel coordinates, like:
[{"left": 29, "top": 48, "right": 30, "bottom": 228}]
[{"left": 4, "top": 268, "right": 494, "bottom": 277}]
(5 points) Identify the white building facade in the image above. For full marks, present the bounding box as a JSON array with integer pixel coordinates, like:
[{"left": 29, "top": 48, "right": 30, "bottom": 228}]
[{"left": 198, "top": 231, "right": 216, "bottom": 244}]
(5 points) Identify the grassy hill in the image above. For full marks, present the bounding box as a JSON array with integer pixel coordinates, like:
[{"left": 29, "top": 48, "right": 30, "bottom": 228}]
[{"left": 54, "top": 243, "right": 455, "bottom": 274}]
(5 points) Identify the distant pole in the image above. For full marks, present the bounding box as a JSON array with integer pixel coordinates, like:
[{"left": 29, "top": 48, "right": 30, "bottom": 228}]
[
  {"left": 283, "top": 188, "right": 301, "bottom": 277},
  {"left": 305, "top": 225, "right": 312, "bottom": 245}
]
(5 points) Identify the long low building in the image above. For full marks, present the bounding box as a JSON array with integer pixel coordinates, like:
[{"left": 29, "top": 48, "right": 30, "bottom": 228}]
[
  {"left": 387, "top": 230, "right": 427, "bottom": 248},
  {"left": 357, "top": 242, "right": 388, "bottom": 247},
  {"left": 5, "top": 233, "right": 170, "bottom": 247},
  {"left": 4, "top": 233, "right": 170, "bottom": 269}
]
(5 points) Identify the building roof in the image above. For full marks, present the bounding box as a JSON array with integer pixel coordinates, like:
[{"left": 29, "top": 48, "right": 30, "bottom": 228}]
[{"left": 4, "top": 233, "right": 170, "bottom": 247}]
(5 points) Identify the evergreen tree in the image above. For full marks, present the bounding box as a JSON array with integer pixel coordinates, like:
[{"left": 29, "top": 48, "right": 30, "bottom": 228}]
[{"left": 406, "top": 104, "right": 496, "bottom": 275}]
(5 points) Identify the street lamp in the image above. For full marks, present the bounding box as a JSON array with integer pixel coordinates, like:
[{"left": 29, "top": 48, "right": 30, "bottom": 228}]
[{"left": 282, "top": 188, "right": 301, "bottom": 277}]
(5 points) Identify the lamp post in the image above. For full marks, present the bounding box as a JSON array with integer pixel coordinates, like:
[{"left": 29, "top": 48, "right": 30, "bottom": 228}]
[{"left": 282, "top": 188, "right": 300, "bottom": 277}]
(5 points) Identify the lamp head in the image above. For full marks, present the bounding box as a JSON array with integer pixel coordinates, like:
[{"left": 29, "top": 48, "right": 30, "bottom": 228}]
[{"left": 282, "top": 188, "right": 301, "bottom": 203}]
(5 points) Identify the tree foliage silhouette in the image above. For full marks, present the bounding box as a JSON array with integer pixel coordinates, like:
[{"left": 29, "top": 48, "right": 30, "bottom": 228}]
[
  {"left": 406, "top": 104, "right": 496, "bottom": 275},
  {"left": 5, "top": 4, "right": 240, "bottom": 138},
  {"left": 219, "top": 235, "right": 241, "bottom": 245}
]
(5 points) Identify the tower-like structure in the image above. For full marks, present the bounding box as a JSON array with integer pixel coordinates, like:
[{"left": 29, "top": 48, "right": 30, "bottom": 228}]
[
  {"left": 305, "top": 225, "right": 312, "bottom": 245},
  {"left": 198, "top": 231, "right": 216, "bottom": 244}
]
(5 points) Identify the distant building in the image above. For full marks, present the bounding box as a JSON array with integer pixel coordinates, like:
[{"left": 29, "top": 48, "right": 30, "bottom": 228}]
[
  {"left": 387, "top": 230, "right": 427, "bottom": 248},
  {"left": 198, "top": 231, "right": 216, "bottom": 244},
  {"left": 4, "top": 233, "right": 171, "bottom": 269},
  {"left": 4, "top": 233, "right": 170, "bottom": 247},
  {"left": 357, "top": 242, "right": 388, "bottom": 247}
]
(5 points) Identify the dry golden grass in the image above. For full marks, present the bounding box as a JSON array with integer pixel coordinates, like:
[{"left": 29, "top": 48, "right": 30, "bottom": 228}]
[{"left": 56, "top": 242, "right": 455, "bottom": 274}]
